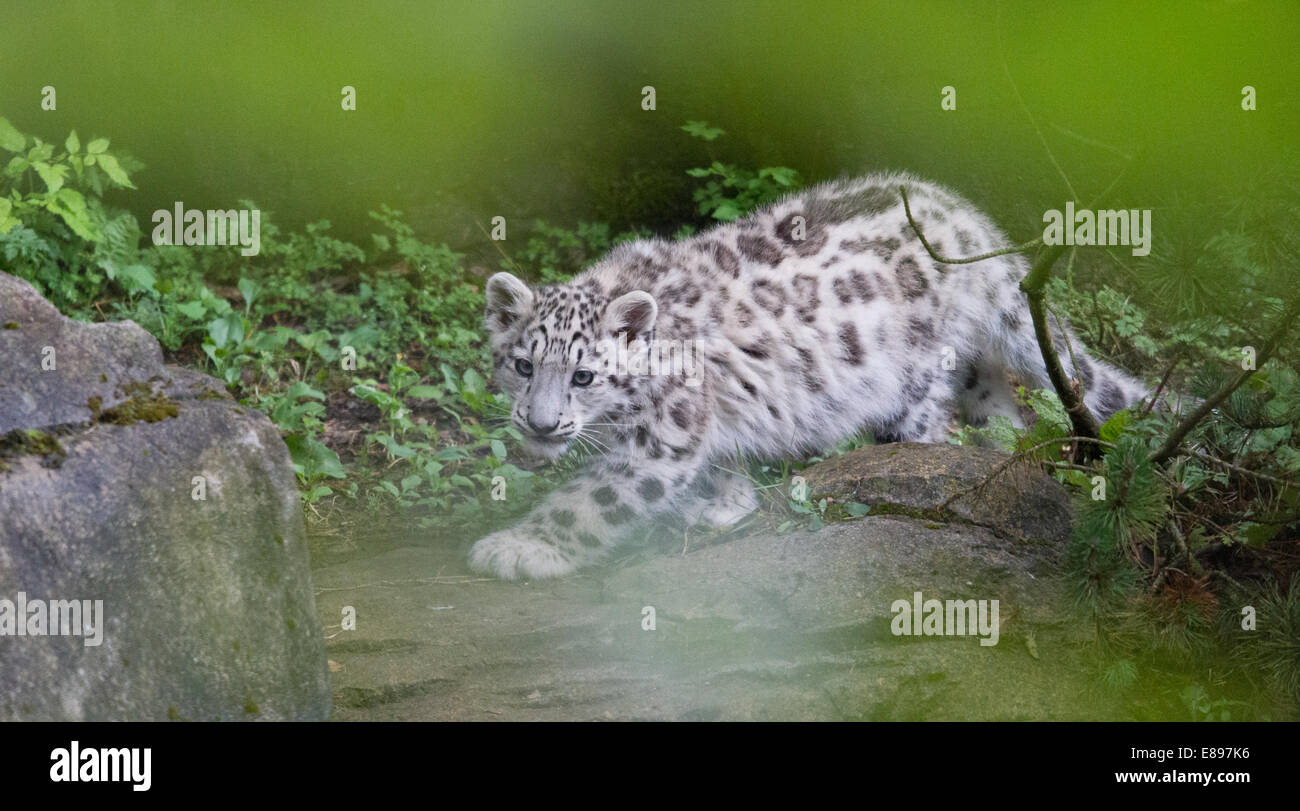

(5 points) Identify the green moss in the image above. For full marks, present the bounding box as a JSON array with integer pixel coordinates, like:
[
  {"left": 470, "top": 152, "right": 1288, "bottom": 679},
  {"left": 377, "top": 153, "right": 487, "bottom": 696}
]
[
  {"left": 98, "top": 381, "right": 180, "bottom": 425},
  {"left": 0, "top": 428, "right": 67, "bottom": 473},
  {"left": 244, "top": 699, "right": 260, "bottom": 716},
  {"left": 854, "top": 501, "right": 943, "bottom": 521},
  {"left": 2, "top": 321, "right": 18, "bottom": 330},
  {"left": 196, "top": 388, "right": 227, "bottom": 401}
]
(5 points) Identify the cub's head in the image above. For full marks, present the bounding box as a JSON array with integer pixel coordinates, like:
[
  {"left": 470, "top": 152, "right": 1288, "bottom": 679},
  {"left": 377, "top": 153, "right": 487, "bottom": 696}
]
[{"left": 484, "top": 272, "right": 657, "bottom": 460}]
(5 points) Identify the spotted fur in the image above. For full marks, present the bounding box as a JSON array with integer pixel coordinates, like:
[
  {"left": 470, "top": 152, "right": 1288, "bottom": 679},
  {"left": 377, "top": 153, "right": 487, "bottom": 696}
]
[{"left": 468, "top": 171, "right": 1148, "bottom": 580}]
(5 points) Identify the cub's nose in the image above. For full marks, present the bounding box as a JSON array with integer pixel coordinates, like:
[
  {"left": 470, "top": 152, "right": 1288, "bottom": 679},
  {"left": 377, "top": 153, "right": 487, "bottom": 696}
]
[{"left": 527, "top": 416, "right": 560, "bottom": 436}]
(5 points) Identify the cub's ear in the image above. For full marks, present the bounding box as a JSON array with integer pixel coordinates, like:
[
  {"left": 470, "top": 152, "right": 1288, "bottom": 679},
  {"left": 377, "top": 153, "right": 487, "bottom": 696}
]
[
  {"left": 604, "top": 291, "right": 658, "bottom": 338},
  {"left": 484, "top": 272, "right": 534, "bottom": 332}
]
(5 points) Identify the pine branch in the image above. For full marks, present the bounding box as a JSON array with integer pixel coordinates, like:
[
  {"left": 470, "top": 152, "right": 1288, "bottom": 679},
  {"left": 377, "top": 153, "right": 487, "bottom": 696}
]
[{"left": 1151, "top": 302, "right": 1300, "bottom": 464}]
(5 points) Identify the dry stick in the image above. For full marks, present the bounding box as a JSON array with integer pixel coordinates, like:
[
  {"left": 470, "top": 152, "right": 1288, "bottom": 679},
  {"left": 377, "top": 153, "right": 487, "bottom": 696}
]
[{"left": 1150, "top": 303, "right": 1300, "bottom": 465}]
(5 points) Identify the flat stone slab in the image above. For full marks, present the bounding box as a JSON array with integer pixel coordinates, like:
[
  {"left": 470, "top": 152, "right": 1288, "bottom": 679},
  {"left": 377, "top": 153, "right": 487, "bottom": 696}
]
[{"left": 315, "top": 515, "right": 1118, "bottom": 721}]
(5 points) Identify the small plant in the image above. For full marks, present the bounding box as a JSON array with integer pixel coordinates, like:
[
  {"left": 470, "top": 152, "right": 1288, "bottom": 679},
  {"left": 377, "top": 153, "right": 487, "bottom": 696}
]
[{"left": 681, "top": 121, "right": 801, "bottom": 221}]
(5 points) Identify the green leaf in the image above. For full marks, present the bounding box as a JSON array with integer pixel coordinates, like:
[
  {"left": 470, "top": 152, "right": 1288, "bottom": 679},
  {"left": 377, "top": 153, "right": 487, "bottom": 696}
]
[
  {"left": 284, "top": 380, "right": 326, "bottom": 401},
  {"left": 93, "top": 153, "right": 134, "bottom": 188},
  {"left": 0, "top": 198, "right": 17, "bottom": 234},
  {"left": 64, "top": 130, "right": 79, "bottom": 155},
  {"left": 405, "top": 385, "right": 443, "bottom": 399},
  {"left": 44, "top": 187, "right": 99, "bottom": 241},
  {"left": 680, "top": 120, "right": 725, "bottom": 141},
  {"left": 461, "top": 367, "right": 486, "bottom": 395},
  {"left": 118, "top": 264, "right": 157, "bottom": 293},
  {"left": 304, "top": 485, "right": 333, "bottom": 503},
  {"left": 711, "top": 202, "right": 742, "bottom": 221},
  {"left": 237, "top": 277, "right": 260, "bottom": 310},
  {"left": 285, "top": 434, "right": 345, "bottom": 480},
  {"left": 0, "top": 117, "right": 25, "bottom": 152},
  {"left": 32, "top": 161, "right": 67, "bottom": 192},
  {"left": 207, "top": 312, "right": 245, "bottom": 349},
  {"left": 1099, "top": 408, "right": 1131, "bottom": 443},
  {"left": 176, "top": 300, "right": 207, "bottom": 320},
  {"left": 374, "top": 433, "right": 415, "bottom": 459},
  {"left": 1241, "top": 521, "right": 1281, "bottom": 547},
  {"left": 846, "top": 502, "right": 872, "bottom": 517},
  {"left": 86, "top": 137, "right": 109, "bottom": 154},
  {"left": 490, "top": 439, "right": 507, "bottom": 460}
]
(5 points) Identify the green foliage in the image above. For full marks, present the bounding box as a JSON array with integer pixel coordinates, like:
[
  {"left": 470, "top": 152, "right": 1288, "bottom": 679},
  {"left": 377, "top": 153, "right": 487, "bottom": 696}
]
[
  {"left": 0, "top": 116, "right": 144, "bottom": 316},
  {"left": 510, "top": 219, "right": 648, "bottom": 284},
  {"left": 0, "top": 114, "right": 524, "bottom": 534},
  {"left": 682, "top": 121, "right": 801, "bottom": 221}
]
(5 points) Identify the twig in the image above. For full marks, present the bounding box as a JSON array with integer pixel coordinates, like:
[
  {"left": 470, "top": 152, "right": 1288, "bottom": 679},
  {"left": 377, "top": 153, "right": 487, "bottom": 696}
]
[
  {"left": 940, "top": 435, "right": 1114, "bottom": 510},
  {"left": 1139, "top": 351, "right": 1183, "bottom": 419},
  {"left": 1022, "top": 243, "right": 1102, "bottom": 448},
  {"left": 1048, "top": 122, "right": 1135, "bottom": 162},
  {"left": 474, "top": 220, "right": 526, "bottom": 275},
  {"left": 996, "top": 7, "right": 1079, "bottom": 202},
  {"left": 900, "top": 186, "right": 1041, "bottom": 264},
  {"left": 1186, "top": 448, "right": 1293, "bottom": 488}
]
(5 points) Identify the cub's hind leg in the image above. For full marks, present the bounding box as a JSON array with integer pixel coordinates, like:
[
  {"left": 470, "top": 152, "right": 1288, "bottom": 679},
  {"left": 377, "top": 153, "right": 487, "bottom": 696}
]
[
  {"left": 873, "top": 369, "right": 959, "bottom": 444},
  {"left": 957, "top": 357, "right": 1024, "bottom": 429}
]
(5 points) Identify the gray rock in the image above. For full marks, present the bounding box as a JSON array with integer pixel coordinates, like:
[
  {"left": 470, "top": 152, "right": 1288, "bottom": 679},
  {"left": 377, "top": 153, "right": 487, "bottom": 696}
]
[
  {"left": 0, "top": 273, "right": 169, "bottom": 433},
  {"left": 802, "top": 442, "right": 1074, "bottom": 544},
  {"left": 0, "top": 271, "right": 330, "bottom": 720}
]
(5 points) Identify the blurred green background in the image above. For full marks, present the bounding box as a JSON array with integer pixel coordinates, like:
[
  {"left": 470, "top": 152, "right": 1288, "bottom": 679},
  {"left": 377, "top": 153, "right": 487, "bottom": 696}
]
[{"left": 3, "top": 0, "right": 1296, "bottom": 251}]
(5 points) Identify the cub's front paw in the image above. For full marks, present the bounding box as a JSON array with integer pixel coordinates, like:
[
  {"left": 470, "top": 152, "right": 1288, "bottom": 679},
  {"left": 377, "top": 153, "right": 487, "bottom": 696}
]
[{"left": 468, "top": 530, "right": 576, "bottom": 581}]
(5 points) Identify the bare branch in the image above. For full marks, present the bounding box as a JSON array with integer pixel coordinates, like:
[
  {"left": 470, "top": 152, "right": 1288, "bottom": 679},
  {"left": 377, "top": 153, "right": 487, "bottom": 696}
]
[{"left": 899, "top": 185, "right": 1040, "bottom": 264}]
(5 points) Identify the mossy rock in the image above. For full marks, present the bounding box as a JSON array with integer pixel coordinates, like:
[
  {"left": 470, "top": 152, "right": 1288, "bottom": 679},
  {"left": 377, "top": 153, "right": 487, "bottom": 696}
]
[{"left": 0, "top": 270, "right": 330, "bottom": 721}]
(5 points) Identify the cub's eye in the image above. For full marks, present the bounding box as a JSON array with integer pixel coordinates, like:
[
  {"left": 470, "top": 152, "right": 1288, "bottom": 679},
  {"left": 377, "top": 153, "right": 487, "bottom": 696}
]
[
  {"left": 572, "top": 369, "right": 594, "bottom": 387},
  {"left": 515, "top": 358, "right": 534, "bottom": 376}
]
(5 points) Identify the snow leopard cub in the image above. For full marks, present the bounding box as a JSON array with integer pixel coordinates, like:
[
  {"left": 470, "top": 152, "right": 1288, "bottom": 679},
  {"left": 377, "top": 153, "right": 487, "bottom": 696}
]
[{"left": 469, "top": 170, "right": 1147, "bottom": 580}]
